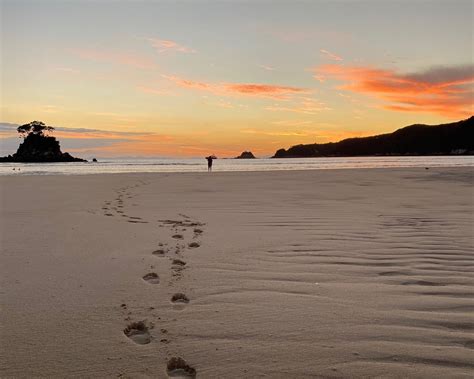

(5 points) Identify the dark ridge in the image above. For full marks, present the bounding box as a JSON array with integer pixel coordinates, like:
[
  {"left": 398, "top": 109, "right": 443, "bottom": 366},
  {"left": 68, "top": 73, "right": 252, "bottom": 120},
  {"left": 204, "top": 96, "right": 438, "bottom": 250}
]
[{"left": 273, "top": 116, "right": 474, "bottom": 158}]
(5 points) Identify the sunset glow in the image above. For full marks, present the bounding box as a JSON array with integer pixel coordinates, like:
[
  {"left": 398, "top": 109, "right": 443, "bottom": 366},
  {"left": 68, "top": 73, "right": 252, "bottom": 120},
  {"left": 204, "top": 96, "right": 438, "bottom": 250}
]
[{"left": 1, "top": 0, "right": 472, "bottom": 157}]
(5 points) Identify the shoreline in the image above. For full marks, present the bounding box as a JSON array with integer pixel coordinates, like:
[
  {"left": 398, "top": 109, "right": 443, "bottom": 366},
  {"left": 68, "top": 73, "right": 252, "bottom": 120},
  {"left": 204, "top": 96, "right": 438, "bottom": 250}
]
[{"left": 1, "top": 157, "right": 473, "bottom": 177}]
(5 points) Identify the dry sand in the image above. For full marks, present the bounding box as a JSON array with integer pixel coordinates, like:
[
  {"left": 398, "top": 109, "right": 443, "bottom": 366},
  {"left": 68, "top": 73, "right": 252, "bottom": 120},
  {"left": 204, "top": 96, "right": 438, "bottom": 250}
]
[{"left": 0, "top": 168, "right": 473, "bottom": 378}]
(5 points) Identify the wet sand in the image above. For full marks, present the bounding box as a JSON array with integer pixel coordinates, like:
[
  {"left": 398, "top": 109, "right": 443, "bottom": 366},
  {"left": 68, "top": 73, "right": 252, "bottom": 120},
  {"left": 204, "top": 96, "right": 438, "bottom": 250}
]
[{"left": 0, "top": 167, "right": 473, "bottom": 378}]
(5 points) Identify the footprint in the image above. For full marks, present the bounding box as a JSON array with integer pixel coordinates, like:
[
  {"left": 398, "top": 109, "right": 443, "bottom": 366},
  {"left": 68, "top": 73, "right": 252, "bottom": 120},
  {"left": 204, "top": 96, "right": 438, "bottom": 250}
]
[
  {"left": 167, "top": 357, "right": 196, "bottom": 378},
  {"left": 152, "top": 249, "right": 167, "bottom": 257},
  {"left": 172, "top": 259, "right": 186, "bottom": 267},
  {"left": 188, "top": 242, "right": 200, "bottom": 249},
  {"left": 143, "top": 273, "right": 160, "bottom": 284},
  {"left": 172, "top": 234, "right": 184, "bottom": 240},
  {"left": 123, "top": 321, "right": 151, "bottom": 345},
  {"left": 171, "top": 293, "right": 189, "bottom": 304},
  {"left": 193, "top": 228, "right": 203, "bottom": 235},
  {"left": 105, "top": 213, "right": 114, "bottom": 217}
]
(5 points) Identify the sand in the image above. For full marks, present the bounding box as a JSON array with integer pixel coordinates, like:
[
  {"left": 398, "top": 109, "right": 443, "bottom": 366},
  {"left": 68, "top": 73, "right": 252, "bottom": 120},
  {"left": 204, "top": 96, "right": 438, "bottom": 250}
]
[{"left": 0, "top": 168, "right": 473, "bottom": 378}]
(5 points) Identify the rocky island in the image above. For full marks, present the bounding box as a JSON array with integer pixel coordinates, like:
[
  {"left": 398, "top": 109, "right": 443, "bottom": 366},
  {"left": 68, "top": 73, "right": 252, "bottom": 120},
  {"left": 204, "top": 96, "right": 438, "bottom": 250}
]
[
  {"left": 0, "top": 121, "right": 87, "bottom": 162},
  {"left": 235, "top": 151, "right": 256, "bottom": 159}
]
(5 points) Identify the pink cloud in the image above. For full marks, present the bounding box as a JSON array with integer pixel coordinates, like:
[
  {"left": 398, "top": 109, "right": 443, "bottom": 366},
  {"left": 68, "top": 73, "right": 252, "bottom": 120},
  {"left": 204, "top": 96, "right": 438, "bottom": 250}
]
[
  {"left": 148, "top": 38, "right": 196, "bottom": 53},
  {"left": 162, "top": 75, "right": 211, "bottom": 90},
  {"left": 320, "top": 49, "right": 343, "bottom": 61},
  {"left": 224, "top": 83, "right": 308, "bottom": 99},
  {"left": 162, "top": 74, "right": 309, "bottom": 100},
  {"left": 314, "top": 64, "right": 474, "bottom": 118}
]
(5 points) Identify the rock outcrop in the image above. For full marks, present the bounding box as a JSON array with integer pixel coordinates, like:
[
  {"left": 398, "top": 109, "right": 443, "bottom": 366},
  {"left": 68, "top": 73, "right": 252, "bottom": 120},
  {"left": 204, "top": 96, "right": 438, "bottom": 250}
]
[
  {"left": 235, "top": 151, "right": 256, "bottom": 159},
  {"left": 0, "top": 133, "right": 86, "bottom": 162}
]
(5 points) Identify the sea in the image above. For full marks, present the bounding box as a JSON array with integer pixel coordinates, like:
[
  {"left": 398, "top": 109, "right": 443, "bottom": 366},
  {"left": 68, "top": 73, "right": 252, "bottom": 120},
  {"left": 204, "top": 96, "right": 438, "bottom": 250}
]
[{"left": 0, "top": 156, "right": 472, "bottom": 176}]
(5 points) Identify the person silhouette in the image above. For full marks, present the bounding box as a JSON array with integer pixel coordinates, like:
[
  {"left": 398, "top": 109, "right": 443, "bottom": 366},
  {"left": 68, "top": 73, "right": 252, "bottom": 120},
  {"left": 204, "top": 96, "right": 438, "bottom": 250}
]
[{"left": 206, "top": 155, "right": 216, "bottom": 172}]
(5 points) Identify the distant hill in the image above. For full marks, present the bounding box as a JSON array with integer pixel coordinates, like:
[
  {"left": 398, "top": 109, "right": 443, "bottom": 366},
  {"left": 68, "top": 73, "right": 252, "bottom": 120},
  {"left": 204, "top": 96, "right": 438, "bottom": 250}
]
[{"left": 273, "top": 116, "right": 474, "bottom": 158}]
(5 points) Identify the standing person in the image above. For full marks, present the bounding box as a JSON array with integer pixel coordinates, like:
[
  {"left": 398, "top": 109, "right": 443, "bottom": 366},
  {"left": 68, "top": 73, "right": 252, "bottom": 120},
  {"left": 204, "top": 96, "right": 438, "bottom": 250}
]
[{"left": 206, "top": 155, "right": 216, "bottom": 172}]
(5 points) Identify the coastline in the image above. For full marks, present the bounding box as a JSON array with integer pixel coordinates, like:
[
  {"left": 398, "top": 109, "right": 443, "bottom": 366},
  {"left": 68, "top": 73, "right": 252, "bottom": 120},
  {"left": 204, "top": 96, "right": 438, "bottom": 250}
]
[
  {"left": 1, "top": 167, "right": 473, "bottom": 377},
  {"left": 0, "top": 155, "right": 473, "bottom": 176}
]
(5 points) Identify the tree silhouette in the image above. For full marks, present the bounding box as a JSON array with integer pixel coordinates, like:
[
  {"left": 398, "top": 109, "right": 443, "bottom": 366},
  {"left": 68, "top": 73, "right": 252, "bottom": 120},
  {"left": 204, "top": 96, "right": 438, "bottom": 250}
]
[{"left": 17, "top": 121, "right": 55, "bottom": 138}]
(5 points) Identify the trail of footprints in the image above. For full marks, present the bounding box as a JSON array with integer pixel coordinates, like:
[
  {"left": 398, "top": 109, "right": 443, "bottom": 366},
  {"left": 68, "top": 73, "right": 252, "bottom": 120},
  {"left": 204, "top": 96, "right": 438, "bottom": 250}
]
[
  {"left": 101, "top": 181, "right": 150, "bottom": 223},
  {"left": 108, "top": 187, "right": 204, "bottom": 377}
]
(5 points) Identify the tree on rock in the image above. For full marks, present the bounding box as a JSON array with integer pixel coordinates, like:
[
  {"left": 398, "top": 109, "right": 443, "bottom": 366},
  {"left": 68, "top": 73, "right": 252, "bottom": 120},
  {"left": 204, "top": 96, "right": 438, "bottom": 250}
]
[
  {"left": 17, "top": 121, "right": 55, "bottom": 138},
  {"left": 0, "top": 120, "right": 86, "bottom": 162}
]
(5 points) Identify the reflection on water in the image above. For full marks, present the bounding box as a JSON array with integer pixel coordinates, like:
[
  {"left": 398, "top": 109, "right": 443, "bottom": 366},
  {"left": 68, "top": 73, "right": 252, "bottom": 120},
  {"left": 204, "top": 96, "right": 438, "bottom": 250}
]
[{"left": 0, "top": 156, "right": 473, "bottom": 176}]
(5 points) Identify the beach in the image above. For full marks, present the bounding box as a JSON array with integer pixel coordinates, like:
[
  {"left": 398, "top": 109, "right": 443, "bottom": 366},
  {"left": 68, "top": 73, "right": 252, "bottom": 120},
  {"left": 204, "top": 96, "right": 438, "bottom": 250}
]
[{"left": 0, "top": 167, "right": 473, "bottom": 378}]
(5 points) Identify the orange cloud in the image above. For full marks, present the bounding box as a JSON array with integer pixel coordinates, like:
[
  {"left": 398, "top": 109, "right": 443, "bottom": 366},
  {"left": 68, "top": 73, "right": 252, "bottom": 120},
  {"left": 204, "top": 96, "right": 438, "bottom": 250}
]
[
  {"left": 68, "top": 48, "right": 156, "bottom": 69},
  {"left": 225, "top": 84, "right": 306, "bottom": 98},
  {"left": 265, "top": 97, "right": 330, "bottom": 114},
  {"left": 148, "top": 38, "right": 196, "bottom": 53},
  {"left": 314, "top": 64, "right": 474, "bottom": 118},
  {"left": 320, "top": 49, "right": 342, "bottom": 61},
  {"left": 162, "top": 75, "right": 211, "bottom": 91},
  {"left": 162, "top": 74, "right": 309, "bottom": 100}
]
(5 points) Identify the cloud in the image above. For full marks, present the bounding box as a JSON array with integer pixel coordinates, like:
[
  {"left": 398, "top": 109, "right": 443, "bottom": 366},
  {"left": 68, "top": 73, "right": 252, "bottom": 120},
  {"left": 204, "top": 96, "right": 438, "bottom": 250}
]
[
  {"left": 224, "top": 84, "right": 306, "bottom": 98},
  {"left": 0, "top": 122, "right": 145, "bottom": 139},
  {"left": 271, "top": 120, "right": 313, "bottom": 127},
  {"left": 0, "top": 122, "right": 145, "bottom": 156},
  {"left": 90, "top": 136, "right": 239, "bottom": 158},
  {"left": 241, "top": 128, "right": 316, "bottom": 137},
  {"left": 320, "top": 49, "right": 343, "bottom": 61},
  {"left": 162, "top": 75, "right": 211, "bottom": 91},
  {"left": 313, "top": 75, "right": 325, "bottom": 83},
  {"left": 68, "top": 48, "right": 156, "bottom": 69},
  {"left": 162, "top": 74, "right": 309, "bottom": 100},
  {"left": 259, "top": 64, "right": 275, "bottom": 71},
  {"left": 148, "top": 38, "right": 196, "bottom": 54},
  {"left": 214, "top": 100, "right": 234, "bottom": 109},
  {"left": 265, "top": 98, "right": 330, "bottom": 114},
  {"left": 314, "top": 64, "right": 474, "bottom": 118},
  {"left": 241, "top": 128, "right": 368, "bottom": 141},
  {"left": 404, "top": 65, "right": 474, "bottom": 84},
  {"left": 0, "top": 121, "right": 242, "bottom": 157},
  {"left": 136, "top": 85, "right": 173, "bottom": 96}
]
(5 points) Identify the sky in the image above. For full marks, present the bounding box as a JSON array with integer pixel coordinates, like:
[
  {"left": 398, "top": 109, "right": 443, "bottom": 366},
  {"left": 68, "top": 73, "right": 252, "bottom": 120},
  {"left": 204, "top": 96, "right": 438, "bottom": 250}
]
[{"left": 1, "top": 0, "right": 473, "bottom": 158}]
